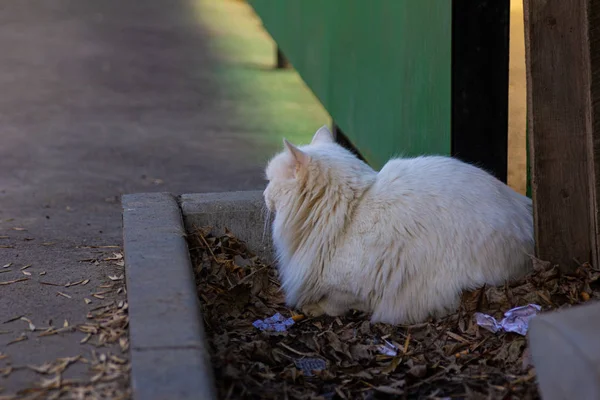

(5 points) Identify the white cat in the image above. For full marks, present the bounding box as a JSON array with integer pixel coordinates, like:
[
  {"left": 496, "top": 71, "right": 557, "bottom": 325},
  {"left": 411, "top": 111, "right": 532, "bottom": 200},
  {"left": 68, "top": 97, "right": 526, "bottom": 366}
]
[{"left": 263, "top": 126, "right": 534, "bottom": 325}]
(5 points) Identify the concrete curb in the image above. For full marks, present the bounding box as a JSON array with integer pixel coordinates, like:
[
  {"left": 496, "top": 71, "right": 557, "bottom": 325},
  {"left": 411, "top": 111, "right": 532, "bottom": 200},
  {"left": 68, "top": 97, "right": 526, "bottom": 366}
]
[
  {"left": 180, "top": 190, "right": 274, "bottom": 263},
  {"left": 122, "top": 193, "right": 216, "bottom": 400},
  {"left": 529, "top": 300, "right": 600, "bottom": 400}
]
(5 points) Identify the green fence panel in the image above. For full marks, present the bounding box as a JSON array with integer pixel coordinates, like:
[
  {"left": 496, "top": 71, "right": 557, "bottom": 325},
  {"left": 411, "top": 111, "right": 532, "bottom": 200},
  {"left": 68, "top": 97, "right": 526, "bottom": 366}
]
[{"left": 249, "top": 1, "right": 451, "bottom": 170}]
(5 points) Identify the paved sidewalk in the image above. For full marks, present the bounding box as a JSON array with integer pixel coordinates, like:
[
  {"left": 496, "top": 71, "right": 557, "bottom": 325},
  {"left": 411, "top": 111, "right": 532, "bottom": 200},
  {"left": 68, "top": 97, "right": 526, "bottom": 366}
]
[{"left": 0, "top": 0, "right": 328, "bottom": 396}]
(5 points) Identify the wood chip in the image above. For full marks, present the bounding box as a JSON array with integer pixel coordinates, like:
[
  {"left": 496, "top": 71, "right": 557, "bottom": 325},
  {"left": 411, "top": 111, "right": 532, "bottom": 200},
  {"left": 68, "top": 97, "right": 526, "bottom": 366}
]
[
  {"left": 0, "top": 278, "right": 28, "bottom": 285},
  {"left": 84, "top": 298, "right": 92, "bottom": 304},
  {"left": 39, "top": 271, "right": 46, "bottom": 276},
  {"left": 82, "top": 279, "right": 90, "bottom": 285},
  {"left": 92, "top": 294, "right": 105, "bottom": 300},
  {"left": 22, "top": 271, "right": 31, "bottom": 276},
  {"left": 0, "top": 245, "right": 14, "bottom": 249},
  {"left": 108, "top": 274, "right": 123, "bottom": 281},
  {"left": 57, "top": 292, "right": 72, "bottom": 299},
  {"left": 0, "top": 270, "right": 11, "bottom": 274},
  {"left": 2, "top": 263, "right": 11, "bottom": 268},
  {"left": 12, "top": 227, "right": 26, "bottom": 231},
  {"left": 20, "top": 264, "right": 31, "bottom": 270}
]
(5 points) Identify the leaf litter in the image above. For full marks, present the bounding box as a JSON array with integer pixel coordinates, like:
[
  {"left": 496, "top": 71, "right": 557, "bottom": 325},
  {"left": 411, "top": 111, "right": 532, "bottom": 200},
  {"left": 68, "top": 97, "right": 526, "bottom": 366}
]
[
  {"left": 190, "top": 227, "right": 600, "bottom": 400},
  {"left": 0, "top": 249, "right": 130, "bottom": 400}
]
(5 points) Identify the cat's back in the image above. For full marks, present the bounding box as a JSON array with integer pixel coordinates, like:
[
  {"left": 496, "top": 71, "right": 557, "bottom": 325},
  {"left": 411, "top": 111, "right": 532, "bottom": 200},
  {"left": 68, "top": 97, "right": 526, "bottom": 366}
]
[
  {"left": 376, "top": 155, "right": 494, "bottom": 192},
  {"left": 373, "top": 155, "right": 522, "bottom": 202},
  {"left": 363, "top": 155, "right": 531, "bottom": 223}
]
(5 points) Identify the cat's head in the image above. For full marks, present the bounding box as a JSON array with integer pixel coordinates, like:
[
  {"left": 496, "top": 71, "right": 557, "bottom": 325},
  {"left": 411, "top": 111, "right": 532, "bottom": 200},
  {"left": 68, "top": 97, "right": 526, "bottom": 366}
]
[{"left": 263, "top": 125, "right": 371, "bottom": 213}]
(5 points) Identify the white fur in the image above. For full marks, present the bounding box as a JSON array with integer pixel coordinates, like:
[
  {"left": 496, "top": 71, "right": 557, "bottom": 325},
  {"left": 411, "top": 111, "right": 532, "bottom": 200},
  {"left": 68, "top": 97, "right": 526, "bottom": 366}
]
[{"left": 264, "top": 126, "right": 534, "bottom": 325}]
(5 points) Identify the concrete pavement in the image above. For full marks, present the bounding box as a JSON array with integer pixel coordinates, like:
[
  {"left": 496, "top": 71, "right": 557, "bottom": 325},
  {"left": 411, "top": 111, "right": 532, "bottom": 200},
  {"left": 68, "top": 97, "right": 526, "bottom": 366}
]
[{"left": 0, "top": 0, "right": 328, "bottom": 396}]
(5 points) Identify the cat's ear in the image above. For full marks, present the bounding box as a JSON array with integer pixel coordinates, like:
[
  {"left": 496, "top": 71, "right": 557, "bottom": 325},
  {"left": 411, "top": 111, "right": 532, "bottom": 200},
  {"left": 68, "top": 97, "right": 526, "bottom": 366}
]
[
  {"left": 311, "top": 125, "right": 334, "bottom": 145},
  {"left": 283, "top": 138, "right": 309, "bottom": 166}
]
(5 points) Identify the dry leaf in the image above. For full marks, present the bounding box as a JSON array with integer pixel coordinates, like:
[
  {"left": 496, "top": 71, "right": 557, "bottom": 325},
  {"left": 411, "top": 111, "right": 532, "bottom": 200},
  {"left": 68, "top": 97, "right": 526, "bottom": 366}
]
[
  {"left": 20, "top": 317, "right": 35, "bottom": 332},
  {"left": 7, "top": 334, "right": 27, "bottom": 345},
  {"left": 40, "top": 281, "right": 62, "bottom": 286},
  {"left": 0, "top": 278, "right": 28, "bottom": 286},
  {"left": 28, "top": 362, "right": 53, "bottom": 374},
  {"left": 65, "top": 279, "right": 85, "bottom": 288},
  {"left": 187, "top": 228, "right": 575, "bottom": 399},
  {"left": 104, "top": 253, "right": 123, "bottom": 261}
]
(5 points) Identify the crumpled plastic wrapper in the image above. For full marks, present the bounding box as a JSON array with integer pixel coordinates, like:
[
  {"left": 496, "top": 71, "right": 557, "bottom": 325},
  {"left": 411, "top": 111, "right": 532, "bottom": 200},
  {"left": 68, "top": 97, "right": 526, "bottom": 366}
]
[
  {"left": 376, "top": 339, "right": 399, "bottom": 357},
  {"left": 252, "top": 312, "right": 295, "bottom": 332},
  {"left": 474, "top": 304, "right": 541, "bottom": 336}
]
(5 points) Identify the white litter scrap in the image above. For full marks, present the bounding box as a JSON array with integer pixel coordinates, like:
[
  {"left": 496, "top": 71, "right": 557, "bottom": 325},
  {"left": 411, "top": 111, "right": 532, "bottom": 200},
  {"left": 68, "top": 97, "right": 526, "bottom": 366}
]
[
  {"left": 474, "top": 304, "right": 541, "bottom": 336},
  {"left": 376, "top": 339, "right": 399, "bottom": 357},
  {"left": 252, "top": 313, "right": 295, "bottom": 333}
]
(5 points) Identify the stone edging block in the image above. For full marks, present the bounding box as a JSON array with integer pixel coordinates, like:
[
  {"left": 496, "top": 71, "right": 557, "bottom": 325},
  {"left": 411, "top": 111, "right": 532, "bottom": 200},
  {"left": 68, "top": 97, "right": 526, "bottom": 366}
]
[{"left": 122, "top": 192, "right": 216, "bottom": 400}]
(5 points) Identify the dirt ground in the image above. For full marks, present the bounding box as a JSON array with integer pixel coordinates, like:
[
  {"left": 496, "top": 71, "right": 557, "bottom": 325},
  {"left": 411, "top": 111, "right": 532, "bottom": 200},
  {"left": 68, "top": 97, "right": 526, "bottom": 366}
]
[{"left": 190, "top": 228, "right": 598, "bottom": 399}]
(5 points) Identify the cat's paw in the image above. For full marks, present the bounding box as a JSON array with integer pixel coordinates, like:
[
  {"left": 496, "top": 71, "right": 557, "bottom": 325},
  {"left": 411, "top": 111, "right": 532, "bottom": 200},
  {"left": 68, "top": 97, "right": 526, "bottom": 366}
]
[{"left": 301, "top": 303, "right": 325, "bottom": 317}]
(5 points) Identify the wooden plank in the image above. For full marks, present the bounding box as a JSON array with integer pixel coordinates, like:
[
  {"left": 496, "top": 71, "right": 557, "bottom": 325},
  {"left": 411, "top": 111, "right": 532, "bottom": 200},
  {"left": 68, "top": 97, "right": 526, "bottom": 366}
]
[
  {"left": 249, "top": 0, "right": 452, "bottom": 170},
  {"left": 588, "top": 0, "right": 600, "bottom": 269},
  {"left": 451, "top": 0, "right": 510, "bottom": 183},
  {"left": 524, "top": 0, "right": 600, "bottom": 270}
]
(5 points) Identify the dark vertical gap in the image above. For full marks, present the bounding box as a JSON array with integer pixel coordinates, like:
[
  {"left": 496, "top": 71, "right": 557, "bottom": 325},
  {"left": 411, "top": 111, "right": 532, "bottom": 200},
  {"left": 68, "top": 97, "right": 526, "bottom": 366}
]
[
  {"left": 451, "top": 0, "right": 510, "bottom": 183},
  {"left": 276, "top": 46, "right": 290, "bottom": 69},
  {"left": 332, "top": 122, "right": 367, "bottom": 162}
]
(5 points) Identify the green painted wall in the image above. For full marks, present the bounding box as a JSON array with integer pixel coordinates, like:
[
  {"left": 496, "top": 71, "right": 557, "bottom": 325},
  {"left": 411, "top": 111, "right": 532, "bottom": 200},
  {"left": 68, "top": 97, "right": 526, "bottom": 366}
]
[{"left": 249, "top": 0, "right": 452, "bottom": 170}]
